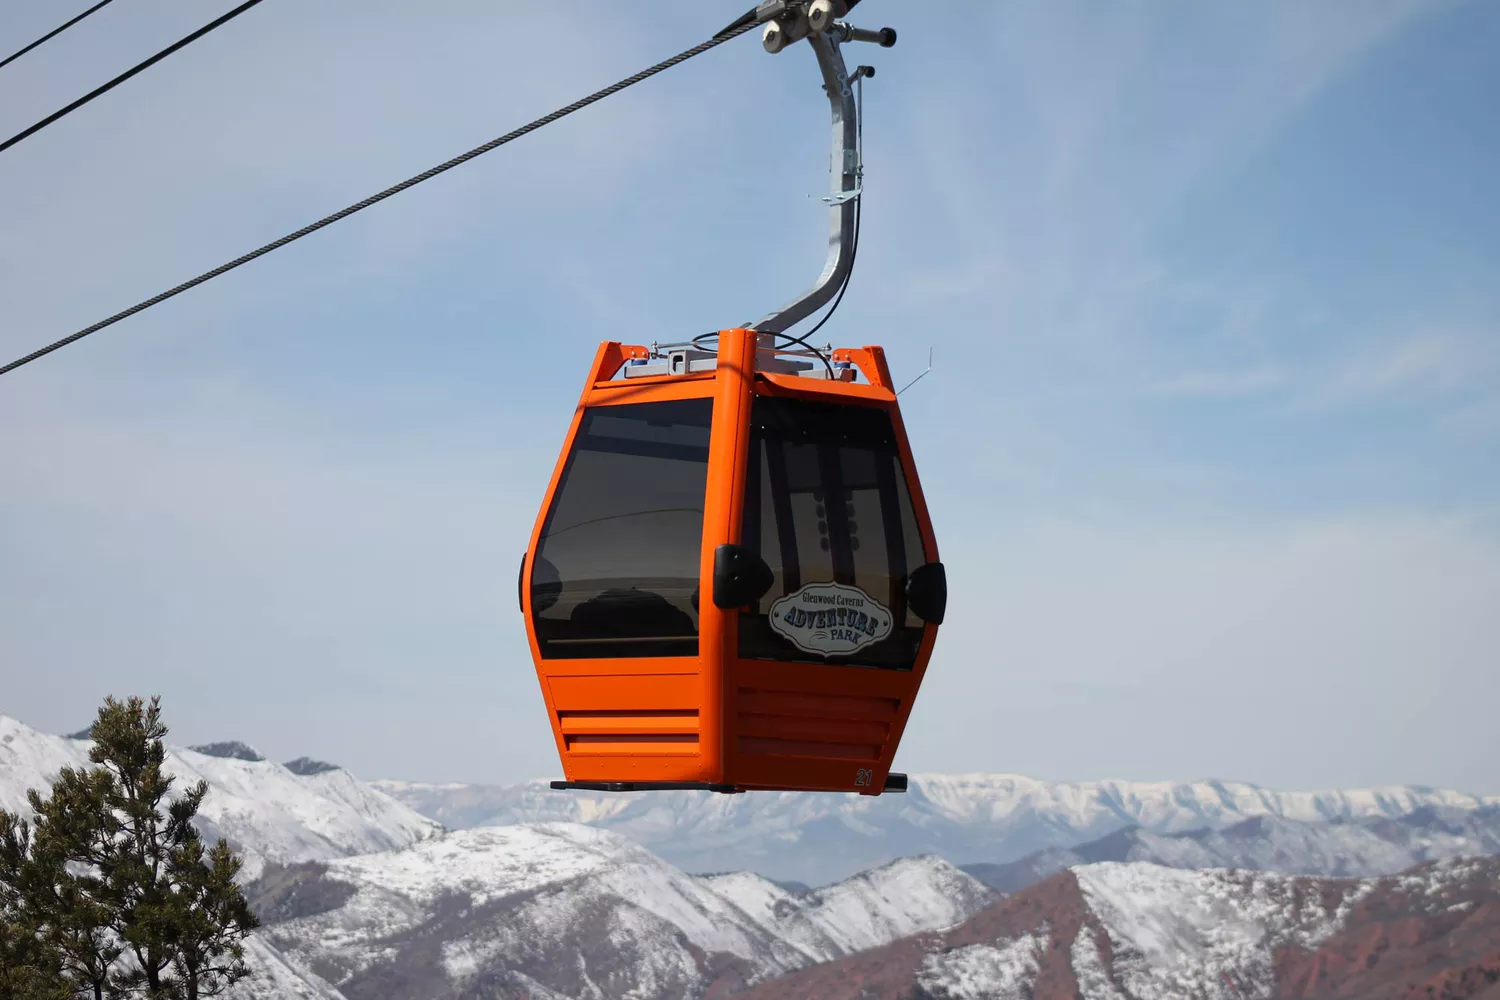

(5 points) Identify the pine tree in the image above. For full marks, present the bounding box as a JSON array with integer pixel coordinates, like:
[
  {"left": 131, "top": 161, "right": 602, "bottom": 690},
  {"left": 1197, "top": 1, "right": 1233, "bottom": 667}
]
[
  {"left": 83, "top": 696, "right": 260, "bottom": 998},
  {"left": 86, "top": 697, "right": 189, "bottom": 994},
  {"left": 0, "top": 696, "right": 260, "bottom": 999},
  {"left": 161, "top": 838, "right": 257, "bottom": 999},
  {"left": 0, "top": 813, "right": 73, "bottom": 1000},
  {"left": 22, "top": 764, "right": 123, "bottom": 999}
]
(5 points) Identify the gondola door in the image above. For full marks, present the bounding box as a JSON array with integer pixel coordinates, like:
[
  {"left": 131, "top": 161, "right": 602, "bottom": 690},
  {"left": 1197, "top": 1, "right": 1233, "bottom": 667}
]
[
  {"left": 523, "top": 341, "right": 727, "bottom": 789},
  {"left": 719, "top": 343, "right": 943, "bottom": 794}
]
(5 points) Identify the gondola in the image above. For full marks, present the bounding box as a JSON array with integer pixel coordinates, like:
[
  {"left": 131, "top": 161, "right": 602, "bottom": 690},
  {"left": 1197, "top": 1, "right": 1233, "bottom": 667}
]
[{"left": 520, "top": 1, "right": 942, "bottom": 795}]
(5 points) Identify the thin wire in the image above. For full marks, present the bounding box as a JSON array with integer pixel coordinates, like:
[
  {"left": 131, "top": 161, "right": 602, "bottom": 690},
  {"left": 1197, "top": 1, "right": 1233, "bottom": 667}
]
[
  {"left": 781, "top": 195, "right": 860, "bottom": 367},
  {"left": 0, "top": 0, "right": 119, "bottom": 72},
  {"left": 695, "top": 193, "right": 860, "bottom": 379},
  {"left": 779, "top": 68, "right": 868, "bottom": 373},
  {"left": 0, "top": 0, "right": 266, "bottom": 157},
  {"left": 0, "top": 17, "right": 760, "bottom": 378},
  {"left": 702, "top": 62, "right": 869, "bottom": 379},
  {"left": 691, "top": 329, "right": 837, "bottom": 377}
]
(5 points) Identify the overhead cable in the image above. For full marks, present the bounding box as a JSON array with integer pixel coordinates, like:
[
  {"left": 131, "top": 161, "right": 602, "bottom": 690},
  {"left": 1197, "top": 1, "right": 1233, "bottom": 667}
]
[
  {"left": 0, "top": 0, "right": 266, "bottom": 156},
  {"left": 0, "top": 14, "right": 760, "bottom": 377},
  {"left": 0, "top": 0, "right": 120, "bottom": 72}
]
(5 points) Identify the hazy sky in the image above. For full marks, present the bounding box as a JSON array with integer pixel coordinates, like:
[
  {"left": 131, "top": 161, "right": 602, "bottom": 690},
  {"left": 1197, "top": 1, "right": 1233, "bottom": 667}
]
[{"left": 2, "top": 0, "right": 1496, "bottom": 793}]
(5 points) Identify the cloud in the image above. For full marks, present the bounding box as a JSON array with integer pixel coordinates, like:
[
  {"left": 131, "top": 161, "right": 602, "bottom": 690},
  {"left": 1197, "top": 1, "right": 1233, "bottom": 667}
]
[
  {"left": 1149, "top": 367, "right": 1287, "bottom": 398},
  {"left": 0, "top": 371, "right": 563, "bottom": 782},
  {"left": 1439, "top": 395, "right": 1500, "bottom": 437},
  {"left": 909, "top": 511, "right": 1500, "bottom": 792},
  {"left": 2, "top": 0, "right": 1494, "bottom": 795},
  {"left": 1311, "top": 331, "right": 1496, "bottom": 405}
]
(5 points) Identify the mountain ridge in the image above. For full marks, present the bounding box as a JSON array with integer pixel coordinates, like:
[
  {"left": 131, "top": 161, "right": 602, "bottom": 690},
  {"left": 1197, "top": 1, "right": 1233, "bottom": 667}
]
[
  {"left": 732, "top": 856, "right": 1500, "bottom": 999},
  {"left": 961, "top": 805, "right": 1500, "bottom": 894},
  {"left": 8, "top": 710, "right": 1500, "bottom": 999},
  {"left": 0, "top": 713, "right": 441, "bottom": 881},
  {"left": 373, "top": 773, "right": 1500, "bottom": 884},
  {"left": 247, "top": 822, "right": 997, "bottom": 999}
]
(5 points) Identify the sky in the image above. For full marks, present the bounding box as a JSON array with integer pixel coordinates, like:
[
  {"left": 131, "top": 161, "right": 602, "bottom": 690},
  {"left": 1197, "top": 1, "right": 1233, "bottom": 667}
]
[{"left": 1, "top": 0, "right": 1496, "bottom": 794}]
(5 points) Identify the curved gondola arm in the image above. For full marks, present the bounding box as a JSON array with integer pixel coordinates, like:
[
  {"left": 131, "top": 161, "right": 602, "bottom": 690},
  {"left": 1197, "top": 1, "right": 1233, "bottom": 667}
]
[{"left": 744, "top": 3, "right": 896, "bottom": 337}]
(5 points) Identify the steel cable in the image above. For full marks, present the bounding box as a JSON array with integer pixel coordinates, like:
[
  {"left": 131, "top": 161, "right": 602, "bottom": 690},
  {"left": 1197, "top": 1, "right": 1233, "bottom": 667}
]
[
  {"left": 1, "top": 15, "right": 759, "bottom": 377},
  {"left": 0, "top": 0, "right": 266, "bottom": 156},
  {"left": 0, "top": 0, "right": 120, "bottom": 72}
]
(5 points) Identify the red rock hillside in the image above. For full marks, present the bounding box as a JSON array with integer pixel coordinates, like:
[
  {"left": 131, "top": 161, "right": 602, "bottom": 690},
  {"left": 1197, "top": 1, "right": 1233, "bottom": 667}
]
[{"left": 726, "top": 857, "right": 1500, "bottom": 1000}]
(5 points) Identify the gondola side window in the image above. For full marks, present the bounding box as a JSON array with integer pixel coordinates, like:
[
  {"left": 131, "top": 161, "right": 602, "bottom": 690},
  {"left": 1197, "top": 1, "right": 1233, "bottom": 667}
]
[
  {"left": 531, "top": 398, "right": 713, "bottom": 659},
  {"left": 739, "top": 396, "right": 928, "bottom": 670}
]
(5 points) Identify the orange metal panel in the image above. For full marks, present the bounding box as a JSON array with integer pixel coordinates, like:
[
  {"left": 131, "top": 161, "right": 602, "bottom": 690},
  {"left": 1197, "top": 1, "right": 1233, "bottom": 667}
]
[
  {"left": 521, "top": 332, "right": 941, "bottom": 794},
  {"left": 566, "top": 735, "right": 701, "bottom": 756},
  {"left": 738, "top": 737, "right": 882, "bottom": 761},
  {"left": 733, "top": 757, "right": 895, "bottom": 792},
  {"left": 539, "top": 657, "right": 700, "bottom": 677},
  {"left": 561, "top": 756, "right": 706, "bottom": 781},
  {"left": 756, "top": 371, "right": 895, "bottom": 403},
  {"left": 693, "top": 328, "right": 758, "bottom": 784},
  {"left": 735, "top": 660, "right": 917, "bottom": 699},
  {"left": 520, "top": 343, "right": 615, "bottom": 769},
  {"left": 735, "top": 689, "right": 900, "bottom": 721},
  {"left": 584, "top": 377, "right": 717, "bottom": 406},
  {"left": 736, "top": 714, "right": 890, "bottom": 745},
  {"left": 547, "top": 673, "right": 702, "bottom": 712},
  {"left": 586, "top": 342, "right": 649, "bottom": 384},
  {"left": 558, "top": 711, "right": 700, "bottom": 735},
  {"left": 831, "top": 347, "right": 894, "bottom": 391}
]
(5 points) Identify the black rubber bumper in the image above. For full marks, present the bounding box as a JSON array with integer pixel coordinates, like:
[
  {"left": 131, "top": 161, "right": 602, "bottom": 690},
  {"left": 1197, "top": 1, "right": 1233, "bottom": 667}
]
[
  {"left": 548, "top": 772, "right": 909, "bottom": 794},
  {"left": 549, "top": 780, "right": 741, "bottom": 793}
]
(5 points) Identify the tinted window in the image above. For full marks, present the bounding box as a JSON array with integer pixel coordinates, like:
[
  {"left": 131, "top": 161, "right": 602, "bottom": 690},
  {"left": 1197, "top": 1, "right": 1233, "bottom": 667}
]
[
  {"left": 738, "top": 395, "right": 928, "bottom": 670},
  {"left": 531, "top": 398, "right": 712, "bottom": 659}
]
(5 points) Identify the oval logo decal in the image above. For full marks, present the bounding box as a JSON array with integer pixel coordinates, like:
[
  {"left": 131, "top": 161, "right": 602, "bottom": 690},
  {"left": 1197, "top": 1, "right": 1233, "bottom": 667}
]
[{"left": 768, "top": 582, "right": 894, "bottom": 657}]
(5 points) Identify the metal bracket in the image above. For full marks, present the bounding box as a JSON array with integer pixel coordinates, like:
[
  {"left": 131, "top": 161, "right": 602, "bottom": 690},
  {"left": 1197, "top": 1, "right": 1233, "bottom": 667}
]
[{"left": 622, "top": 346, "right": 717, "bottom": 378}]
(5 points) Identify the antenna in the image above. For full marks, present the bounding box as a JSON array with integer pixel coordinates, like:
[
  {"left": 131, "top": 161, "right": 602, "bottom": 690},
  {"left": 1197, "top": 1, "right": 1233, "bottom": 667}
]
[{"left": 897, "top": 347, "right": 934, "bottom": 396}]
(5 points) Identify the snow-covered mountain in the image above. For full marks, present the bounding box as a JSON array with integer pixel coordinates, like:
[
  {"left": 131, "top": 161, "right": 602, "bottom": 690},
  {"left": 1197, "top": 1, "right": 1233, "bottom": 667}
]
[
  {"left": 229, "top": 938, "right": 349, "bottom": 1000},
  {"left": 247, "top": 822, "right": 995, "bottom": 999},
  {"left": 12, "top": 706, "right": 1498, "bottom": 999},
  {"left": 373, "top": 772, "right": 1500, "bottom": 884},
  {"left": 962, "top": 805, "right": 1500, "bottom": 894},
  {"left": 734, "top": 856, "right": 1500, "bottom": 1000},
  {"left": 0, "top": 714, "right": 441, "bottom": 880}
]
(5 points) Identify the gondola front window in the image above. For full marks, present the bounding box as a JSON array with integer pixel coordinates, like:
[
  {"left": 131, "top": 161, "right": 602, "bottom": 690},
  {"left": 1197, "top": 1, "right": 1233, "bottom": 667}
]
[
  {"left": 738, "top": 395, "right": 928, "bottom": 670},
  {"left": 531, "top": 398, "right": 712, "bottom": 659}
]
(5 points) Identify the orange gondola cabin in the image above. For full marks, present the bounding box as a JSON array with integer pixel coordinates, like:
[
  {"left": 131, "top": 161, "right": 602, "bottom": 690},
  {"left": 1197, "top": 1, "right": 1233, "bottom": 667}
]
[
  {"left": 519, "top": 329, "right": 944, "bottom": 795},
  {"left": 521, "top": 2, "right": 929, "bottom": 795}
]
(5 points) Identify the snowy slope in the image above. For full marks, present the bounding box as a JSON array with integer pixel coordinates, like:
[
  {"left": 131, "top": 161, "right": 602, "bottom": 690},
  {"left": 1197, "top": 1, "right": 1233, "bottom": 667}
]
[
  {"left": 962, "top": 807, "right": 1500, "bottom": 894},
  {"left": 702, "top": 855, "right": 991, "bottom": 960},
  {"left": 915, "top": 930, "right": 1048, "bottom": 1000},
  {"left": 798, "top": 854, "right": 994, "bottom": 952},
  {"left": 228, "top": 937, "right": 349, "bottom": 1000},
  {"left": 0, "top": 714, "right": 440, "bottom": 880},
  {"left": 734, "top": 856, "right": 1500, "bottom": 1000},
  {"left": 251, "top": 823, "right": 997, "bottom": 999},
  {"left": 1072, "top": 863, "right": 1362, "bottom": 998},
  {"left": 373, "top": 772, "right": 1500, "bottom": 884}
]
